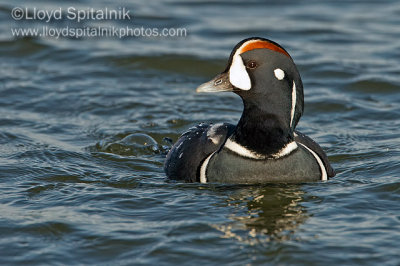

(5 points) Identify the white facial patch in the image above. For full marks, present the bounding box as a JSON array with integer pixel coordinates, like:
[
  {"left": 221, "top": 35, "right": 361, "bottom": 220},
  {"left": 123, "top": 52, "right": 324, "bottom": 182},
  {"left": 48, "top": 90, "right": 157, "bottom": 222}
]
[
  {"left": 274, "top": 68, "right": 285, "bottom": 80},
  {"left": 229, "top": 54, "right": 251, "bottom": 90}
]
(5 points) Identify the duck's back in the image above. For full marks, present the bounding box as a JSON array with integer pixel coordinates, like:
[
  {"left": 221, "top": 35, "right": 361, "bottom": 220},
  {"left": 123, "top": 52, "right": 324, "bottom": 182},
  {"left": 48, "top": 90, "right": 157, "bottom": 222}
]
[{"left": 164, "top": 123, "right": 235, "bottom": 182}]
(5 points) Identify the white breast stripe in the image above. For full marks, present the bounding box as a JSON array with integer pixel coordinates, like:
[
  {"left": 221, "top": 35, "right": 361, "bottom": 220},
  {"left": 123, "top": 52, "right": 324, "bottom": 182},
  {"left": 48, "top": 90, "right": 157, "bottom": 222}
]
[
  {"left": 224, "top": 139, "right": 297, "bottom": 160},
  {"left": 290, "top": 81, "right": 296, "bottom": 129},
  {"left": 224, "top": 139, "right": 263, "bottom": 159},
  {"left": 298, "top": 143, "right": 328, "bottom": 181},
  {"left": 199, "top": 152, "right": 216, "bottom": 183},
  {"left": 272, "top": 141, "right": 298, "bottom": 159}
]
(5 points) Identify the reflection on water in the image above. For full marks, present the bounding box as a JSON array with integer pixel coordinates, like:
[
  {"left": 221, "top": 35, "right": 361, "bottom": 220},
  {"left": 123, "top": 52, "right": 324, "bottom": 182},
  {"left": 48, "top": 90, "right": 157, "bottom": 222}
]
[{"left": 213, "top": 185, "right": 308, "bottom": 244}]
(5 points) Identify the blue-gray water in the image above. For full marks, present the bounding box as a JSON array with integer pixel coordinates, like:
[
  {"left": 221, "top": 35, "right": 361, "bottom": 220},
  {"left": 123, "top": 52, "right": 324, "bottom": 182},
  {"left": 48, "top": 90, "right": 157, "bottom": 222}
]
[{"left": 1, "top": 0, "right": 400, "bottom": 265}]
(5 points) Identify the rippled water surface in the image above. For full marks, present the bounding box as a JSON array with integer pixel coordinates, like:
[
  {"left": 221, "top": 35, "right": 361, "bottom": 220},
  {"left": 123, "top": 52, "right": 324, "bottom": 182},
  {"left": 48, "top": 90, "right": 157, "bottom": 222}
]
[{"left": 1, "top": 0, "right": 400, "bottom": 265}]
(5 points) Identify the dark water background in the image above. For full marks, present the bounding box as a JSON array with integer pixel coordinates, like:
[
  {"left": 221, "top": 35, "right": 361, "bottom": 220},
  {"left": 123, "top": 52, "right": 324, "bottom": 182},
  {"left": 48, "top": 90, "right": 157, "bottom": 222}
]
[{"left": 1, "top": 0, "right": 400, "bottom": 265}]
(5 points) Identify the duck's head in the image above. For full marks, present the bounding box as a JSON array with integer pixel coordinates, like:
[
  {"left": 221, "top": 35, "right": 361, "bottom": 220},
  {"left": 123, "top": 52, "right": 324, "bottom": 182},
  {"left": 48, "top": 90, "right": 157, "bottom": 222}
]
[{"left": 197, "top": 37, "right": 304, "bottom": 132}]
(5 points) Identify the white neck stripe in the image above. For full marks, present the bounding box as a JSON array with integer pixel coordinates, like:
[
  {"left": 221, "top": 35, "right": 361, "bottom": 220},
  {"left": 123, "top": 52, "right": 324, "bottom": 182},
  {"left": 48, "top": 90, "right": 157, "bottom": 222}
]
[
  {"left": 290, "top": 81, "right": 296, "bottom": 129},
  {"left": 298, "top": 143, "right": 328, "bottom": 181},
  {"left": 224, "top": 139, "right": 298, "bottom": 160}
]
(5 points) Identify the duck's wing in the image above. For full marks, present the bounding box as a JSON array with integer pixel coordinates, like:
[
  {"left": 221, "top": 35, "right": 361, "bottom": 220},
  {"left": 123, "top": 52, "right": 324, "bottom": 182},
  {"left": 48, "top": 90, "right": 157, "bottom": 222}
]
[
  {"left": 294, "top": 130, "right": 336, "bottom": 178},
  {"left": 164, "top": 123, "right": 235, "bottom": 182}
]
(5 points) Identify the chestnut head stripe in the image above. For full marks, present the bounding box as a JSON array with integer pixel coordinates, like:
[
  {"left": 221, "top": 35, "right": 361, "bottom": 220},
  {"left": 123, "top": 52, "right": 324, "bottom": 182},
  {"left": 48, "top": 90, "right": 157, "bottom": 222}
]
[{"left": 238, "top": 40, "right": 290, "bottom": 57}]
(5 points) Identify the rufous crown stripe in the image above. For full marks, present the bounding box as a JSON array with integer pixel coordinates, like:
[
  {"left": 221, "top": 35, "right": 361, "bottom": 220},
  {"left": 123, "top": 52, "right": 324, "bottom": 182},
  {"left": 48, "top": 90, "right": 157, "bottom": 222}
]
[{"left": 239, "top": 40, "right": 290, "bottom": 57}]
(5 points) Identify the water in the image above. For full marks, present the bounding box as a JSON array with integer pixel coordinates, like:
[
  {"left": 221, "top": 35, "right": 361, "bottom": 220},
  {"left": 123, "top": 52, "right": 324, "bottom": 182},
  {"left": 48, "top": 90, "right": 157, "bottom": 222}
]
[{"left": 1, "top": 0, "right": 400, "bottom": 265}]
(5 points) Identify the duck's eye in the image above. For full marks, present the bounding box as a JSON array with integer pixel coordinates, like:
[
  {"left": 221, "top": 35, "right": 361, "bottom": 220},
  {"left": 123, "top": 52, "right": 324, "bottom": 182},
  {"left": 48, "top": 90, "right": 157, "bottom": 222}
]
[
  {"left": 274, "top": 68, "right": 285, "bottom": 80},
  {"left": 214, "top": 79, "right": 222, "bottom": 85},
  {"left": 246, "top": 61, "right": 257, "bottom": 69}
]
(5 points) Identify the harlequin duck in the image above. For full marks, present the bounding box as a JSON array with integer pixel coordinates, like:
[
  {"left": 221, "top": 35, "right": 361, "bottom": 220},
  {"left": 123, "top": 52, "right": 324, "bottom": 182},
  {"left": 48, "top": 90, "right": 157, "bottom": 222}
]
[{"left": 164, "top": 37, "right": 335, "bottom": 183}]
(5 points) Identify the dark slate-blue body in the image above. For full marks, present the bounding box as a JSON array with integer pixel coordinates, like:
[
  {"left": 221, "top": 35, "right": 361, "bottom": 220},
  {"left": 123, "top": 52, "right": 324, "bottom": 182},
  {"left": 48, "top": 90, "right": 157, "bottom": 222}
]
[{"left": 164, "top": 123, "right": 335, "bottom": 183}]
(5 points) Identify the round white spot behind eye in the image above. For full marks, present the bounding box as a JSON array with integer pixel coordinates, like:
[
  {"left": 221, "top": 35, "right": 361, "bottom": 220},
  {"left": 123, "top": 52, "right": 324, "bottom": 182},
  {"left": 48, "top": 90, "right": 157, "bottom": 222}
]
[{"left": 274, "top": 68, "right": 285, "bottom": 80}]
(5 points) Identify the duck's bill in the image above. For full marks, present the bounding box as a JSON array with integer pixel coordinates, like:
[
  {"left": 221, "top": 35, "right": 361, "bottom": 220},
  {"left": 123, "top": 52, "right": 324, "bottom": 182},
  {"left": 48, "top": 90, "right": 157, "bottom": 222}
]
[{"left": 196, "top": 72, "right": 235, "bottom": 93}]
